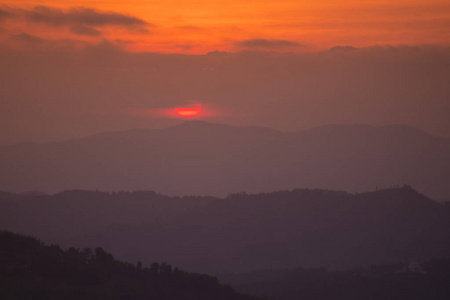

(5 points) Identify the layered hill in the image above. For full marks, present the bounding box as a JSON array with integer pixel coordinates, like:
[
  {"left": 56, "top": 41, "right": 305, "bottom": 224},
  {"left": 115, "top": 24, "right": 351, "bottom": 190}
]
[
  {"left": 1, "top": 187, "right": 449, "bottom": 273},
  {"left": 1, "top": 121, "right": 450, "bottom": 201}
]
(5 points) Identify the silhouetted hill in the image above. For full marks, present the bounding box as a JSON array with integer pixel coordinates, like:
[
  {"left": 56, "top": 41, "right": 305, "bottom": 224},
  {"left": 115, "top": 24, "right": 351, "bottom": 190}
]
[
  {"left": 1, "top": 121, "right": 449, "bottom": 201},
  {"left": 0, "top": 230, "right": 261, "bottom": 300},
  {"left": 1, "top": 186, "right": 449, "bottom": 273}
]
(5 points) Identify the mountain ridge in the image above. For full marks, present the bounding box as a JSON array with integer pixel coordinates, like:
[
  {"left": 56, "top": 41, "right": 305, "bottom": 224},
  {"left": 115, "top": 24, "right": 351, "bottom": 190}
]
[
  {"left": 1, "top": 121, "right": 449, "bottom": 201},
  {"left": 1, "top": 186, "right": 449, "bottom": 273},
  {"left": 2, "top": 121, "right": 447, "bottom": 147}
]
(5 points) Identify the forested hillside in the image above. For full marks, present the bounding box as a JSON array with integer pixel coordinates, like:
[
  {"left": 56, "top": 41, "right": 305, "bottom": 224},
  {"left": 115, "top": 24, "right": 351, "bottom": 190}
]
[{"left": 0, "top": 230, "right": 260, "bottom": 300}]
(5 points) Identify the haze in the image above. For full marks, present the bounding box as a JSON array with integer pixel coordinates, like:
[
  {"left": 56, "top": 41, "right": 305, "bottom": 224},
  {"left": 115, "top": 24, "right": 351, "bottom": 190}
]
[
  {"left": 1, "top": 45, "right": 450, "bottom": 144},
  {"left": 1, "top": 2, "right": 450, "bottom": 144},
  {"left": 1, "top": 2, "right": 450, "bottom": 299}
]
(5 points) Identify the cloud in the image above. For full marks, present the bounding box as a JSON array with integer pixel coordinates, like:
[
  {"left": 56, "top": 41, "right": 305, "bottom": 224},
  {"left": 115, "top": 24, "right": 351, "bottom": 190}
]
[
  {"left": 70, "top": 25, "right": 101, "bottom": 36},
  {"left": 0, "top": 5, "right": 152, "bottom": 34},
  {"left": 236, "top": 38, "right": 302, "bottom": 49},
  {"left": 330, "top": 46, "right": 358, "bottom": 52},
  {"left": 177, "top": 25, "right": 204, "bottom": 31},
  {"left": 10, "top": 33, "right": 45, "bottom": 46},
  {"left": 2, "top": 31, "right": 137, "bottom": 52},
  {"left": 114, "top": 39, "right": 135, "bottom": 46},
  {"left": 175, "top": 44, "right": 194, "bottom": 50},
  {"left": 26, "top": 6, "right": 149, "bottom": 27},
  {"left": 6, "top": 32, "right": 91, "bottom": 51},
  {"left": 0, "top": 8, "right": 15, "bottom": 22}
]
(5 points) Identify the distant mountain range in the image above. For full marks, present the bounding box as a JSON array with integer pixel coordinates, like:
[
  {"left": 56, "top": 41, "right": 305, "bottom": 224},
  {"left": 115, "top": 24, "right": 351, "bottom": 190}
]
[
  {"left": 1, "top": 186, "right": 449, "bottom": 273},
  {"left": 1, "top": 121, "right": 450, "bottom": 201}
]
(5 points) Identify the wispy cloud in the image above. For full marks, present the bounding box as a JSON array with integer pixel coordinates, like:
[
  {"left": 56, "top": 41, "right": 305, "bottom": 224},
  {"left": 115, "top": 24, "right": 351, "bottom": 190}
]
[
  {"left": 0, "top": 5, "right": 152, "bottom": 36},
  {"left": 176, "top": 25, "right": 204, "bottom": 31},
  {"left": 70, "top": 25, "right": 101, "bottom": 36},
  {"left": 25, "top": 6, "right": 150, "bottom": 28},
  {"left": 0, "top": 8, "right": 15, "bottom": 22},
  {"left": 329, "top": 46, "right": 358, "bottom": 52},
  {"left": 10, "top": 32, "right": 45, "bottom": 45},
  {"left": 7, "top": 32, "right": 93, "bottom": 50},
  {"left": 236, "top": 38, "right": 302, "bottom": 49}
]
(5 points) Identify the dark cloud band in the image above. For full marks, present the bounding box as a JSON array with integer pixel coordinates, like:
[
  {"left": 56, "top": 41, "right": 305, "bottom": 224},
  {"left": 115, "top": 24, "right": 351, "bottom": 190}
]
[
  {"left": 236, "top": 38, "right": 302, "bottom": 48},
  {"left": 0, "top": 8, "right": 15, "bottom": 22},
  {"left": 70, "top": 25, "right": 102, "bottom": 36},
  {"left": 25, "top": 6, "right": 149, "bottom": 27},
  {"left": 0, "top": 5, "right": 152, "bottom": 36}
]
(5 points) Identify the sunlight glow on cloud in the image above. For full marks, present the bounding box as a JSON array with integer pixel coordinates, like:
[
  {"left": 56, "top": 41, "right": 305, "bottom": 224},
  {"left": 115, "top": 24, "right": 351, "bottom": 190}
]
[
  {"left": 175, "top": 104, "right": 202, "bottom": 118},
  {"left": 1, "top": 1, "right": 449, "bottom": 53},
  {"left": 125, "top": 103, "right": 221, "bottom": 120}
]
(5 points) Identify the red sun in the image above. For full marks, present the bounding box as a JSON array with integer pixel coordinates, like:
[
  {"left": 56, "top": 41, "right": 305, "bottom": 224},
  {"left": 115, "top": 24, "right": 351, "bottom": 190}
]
[{"left": 175, "top": 104, "right": 202, "bottom": 118}]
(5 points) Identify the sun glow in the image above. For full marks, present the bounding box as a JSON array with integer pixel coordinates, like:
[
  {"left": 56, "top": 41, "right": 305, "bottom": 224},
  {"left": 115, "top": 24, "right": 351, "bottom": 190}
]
[{"left": 175, "top": 104, "right": 202, "bottom": 118}]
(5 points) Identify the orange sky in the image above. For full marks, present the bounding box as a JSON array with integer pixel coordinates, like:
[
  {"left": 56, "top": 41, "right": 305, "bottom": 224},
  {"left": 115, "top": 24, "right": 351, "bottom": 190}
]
[{"left": 1, "top": 0, "right": 450, "bottom": 53}]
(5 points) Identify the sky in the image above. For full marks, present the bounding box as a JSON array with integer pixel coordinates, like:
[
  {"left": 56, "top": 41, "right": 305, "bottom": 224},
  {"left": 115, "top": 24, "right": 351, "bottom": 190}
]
[
  {"left": 1, "top": 0, "right": 450, "bottom": 53},
  {"left": 0, "top": 1, "right": 450, "bottom": 143}
]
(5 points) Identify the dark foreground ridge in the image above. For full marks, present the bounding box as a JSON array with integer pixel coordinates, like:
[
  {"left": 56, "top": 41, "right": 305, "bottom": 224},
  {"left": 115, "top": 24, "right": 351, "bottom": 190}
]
[{"left": 0, "top": 230, "right": 261, "bottom": 300}]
